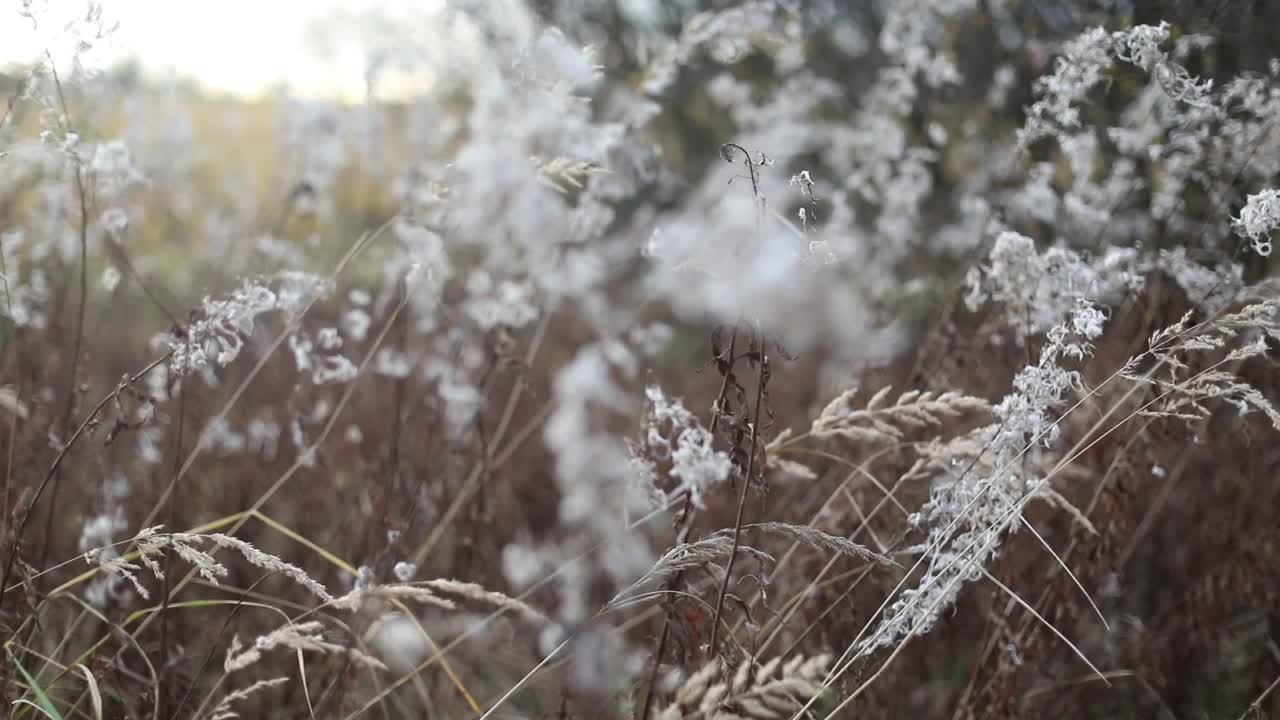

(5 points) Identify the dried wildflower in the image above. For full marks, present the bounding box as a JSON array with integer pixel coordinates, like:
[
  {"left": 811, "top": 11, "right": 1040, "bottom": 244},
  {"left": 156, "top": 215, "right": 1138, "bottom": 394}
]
[
  {"left": 1112, "top": 21, "right": 1170, "bottom": 72},
  {"left": 1018, "top": 21, "right": 1220, "bottom": 153},
  {"left": 864, "top": 301, "right": 1106, "bottom": 654},
  {"left": 158, "top": 272, "right": 332, "bottom": 377},
  {"left": 541, "top": 341, "right": 657, "bottom": 617},
  {"left": 1234, "top": 189, "right": 1280, "bottom": 256},
  {"left": 642, "top": 2, "right": 782, "bottom": 96},
  {"left": 640, "top": 384, "right": 733, "bottom": 509},
  {"left": 1157, "top": 247, "right": 1241, "bottom": 313},
  {"left": 965, "top": 231, "right": 1138, "bottom": 340},
  {"left": 1018, "top": 27, "right": 1114, "bottom": 147}
]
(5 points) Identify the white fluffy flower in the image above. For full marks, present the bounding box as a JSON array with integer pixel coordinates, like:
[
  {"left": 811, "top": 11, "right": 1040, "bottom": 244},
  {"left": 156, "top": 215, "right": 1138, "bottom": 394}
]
[
  {"left": 642, "top": 385, "right": 732, "bottom": 509},
  {"left": 392, "top": 561, "right": 417, "bottom": 582},
  {"left": 1235, "top": 189, "right": 1280, "bottom": 257}
]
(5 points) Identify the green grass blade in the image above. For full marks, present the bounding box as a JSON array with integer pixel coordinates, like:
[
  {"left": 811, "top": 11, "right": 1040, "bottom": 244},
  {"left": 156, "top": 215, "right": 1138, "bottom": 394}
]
[{"left": 7, "top": 648, "right": 65, "bottom": 720}]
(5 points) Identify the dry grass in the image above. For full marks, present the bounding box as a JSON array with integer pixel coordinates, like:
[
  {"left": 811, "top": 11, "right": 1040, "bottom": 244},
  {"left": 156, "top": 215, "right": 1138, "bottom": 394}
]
[{"left": 3, "top": 2, "right": 1280, "bottom": 719}]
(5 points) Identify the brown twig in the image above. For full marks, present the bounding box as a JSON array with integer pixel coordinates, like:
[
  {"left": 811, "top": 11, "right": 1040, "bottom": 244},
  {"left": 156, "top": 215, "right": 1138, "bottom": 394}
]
[
  {"left": 157, "top": 356, "right": 189, "bottom": 718},
  {"left": 38, "top": 54, "right": 91, "bottom": 570},
  {"left": 638, "top": 325, "right": 741, "bottom": 720},
  {"left": 708, "top": 342, "right": 768, "bottom": 657},
  {"left": 0, "top": 352, "right": 171, "bottom": 615}
]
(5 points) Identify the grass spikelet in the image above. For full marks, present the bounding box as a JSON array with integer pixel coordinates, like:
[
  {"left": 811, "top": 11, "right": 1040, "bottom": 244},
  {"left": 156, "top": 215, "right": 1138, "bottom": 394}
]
[{"left": 657, "top": 654, "right": 831, "bottom": 719}]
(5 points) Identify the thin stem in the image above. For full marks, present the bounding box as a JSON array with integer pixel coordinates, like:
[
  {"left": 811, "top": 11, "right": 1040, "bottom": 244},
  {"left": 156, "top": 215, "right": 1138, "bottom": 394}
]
[
  {"left": 638, "top": 325, "right": 740, "bottom": 719},
  {"left": 157, "top": 364, "right": 188, "bottom": 717},
  {"left": 707, "top": 346, "right": 768, "bottom": 657},
  {"left": 0, "top": 353, "right": 170, "bottom": 615},
  {"left": 637, "top": 494, "right": 695, "bottom": 720},
  {"left": 38, "top": 55, "right": 90, "bottom": 570}
]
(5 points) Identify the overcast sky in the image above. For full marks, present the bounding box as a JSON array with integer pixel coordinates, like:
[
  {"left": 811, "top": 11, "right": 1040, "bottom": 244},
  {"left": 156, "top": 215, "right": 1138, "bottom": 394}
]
[{"left": 1, "top": 1, "right": 442, "bottom": 100}]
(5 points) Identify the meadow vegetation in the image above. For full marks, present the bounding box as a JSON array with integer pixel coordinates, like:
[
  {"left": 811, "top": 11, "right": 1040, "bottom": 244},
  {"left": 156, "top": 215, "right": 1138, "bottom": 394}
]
[{"left": 2, "top": 1, "right": 1280, "bottom": 717}]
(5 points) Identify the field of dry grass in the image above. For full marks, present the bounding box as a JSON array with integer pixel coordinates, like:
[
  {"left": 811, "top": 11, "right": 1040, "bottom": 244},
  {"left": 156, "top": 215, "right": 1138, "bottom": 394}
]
[{"left": 3, "top": 2, "right": 1280, "bottom": 719}]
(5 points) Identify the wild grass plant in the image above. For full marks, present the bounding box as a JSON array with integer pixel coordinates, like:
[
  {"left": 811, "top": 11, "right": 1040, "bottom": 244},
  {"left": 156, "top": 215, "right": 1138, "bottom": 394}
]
[{"left": 2, "top": 1, "right": 1280, "bottom": 718}]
